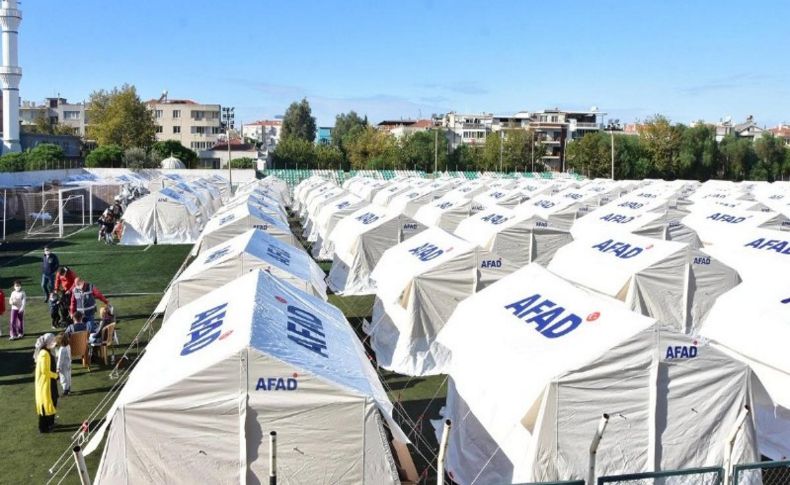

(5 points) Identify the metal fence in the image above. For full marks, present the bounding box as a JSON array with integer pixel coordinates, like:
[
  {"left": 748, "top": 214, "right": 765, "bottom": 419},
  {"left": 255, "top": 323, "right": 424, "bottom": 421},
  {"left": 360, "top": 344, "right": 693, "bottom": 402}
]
[
  {"left": 734, "top": 460, "right": 790, "bottom": 485},
  {"left": 598, "top": 466, "right": 724, "bottom": 485}
]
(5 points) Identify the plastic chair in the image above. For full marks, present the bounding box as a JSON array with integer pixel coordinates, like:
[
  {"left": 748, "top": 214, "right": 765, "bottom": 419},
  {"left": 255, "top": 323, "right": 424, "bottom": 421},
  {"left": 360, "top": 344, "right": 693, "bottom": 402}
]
[
  {"left": 69, "top": 331, "right": 90, "bottom": 370},
  {"left": 97, "top": 323, "right": 116, "bottom": 366}
]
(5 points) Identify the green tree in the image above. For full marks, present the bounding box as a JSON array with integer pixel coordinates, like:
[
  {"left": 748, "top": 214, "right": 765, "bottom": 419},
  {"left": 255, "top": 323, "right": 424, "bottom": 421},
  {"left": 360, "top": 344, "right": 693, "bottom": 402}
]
[
  {"left": 314, "top": 144, "right": 344, "bottom": 169},
  {"left": 123, "top": 147, "right": 157, "bottom": 170},
  {"left": 151, "top": 140, "right": 198, "bottom": 168},
  {"left": 566, "top": 132, "right": 611, "bottom": 178},
  {"left": 753, "top": 133, "right": 786, "bottom": 181},
  {"left": 0, "top": 152, "right": 27, "bottom": 172},
  {"left": 229, "top": 157, "right": 256, "bottom": 169},
  {"left": 614, "top": 135, "right": 651, "bottom": 179},
  {"left": 678, "top": 123, "right": 719, "bottom": 180},
  {"left": 332, "top": 111, "right": 368, "bottom": 168},
  {"left": 87, "top": 84, "right": 157, "bottom": 149},
  {"left": 719, "top": 134, "right": 757, "bottom": 181},
  {"left": 24, "top": 143, "right": 65, "bottom": 170},
  {"left": 272, "top": 136, "right": 315, "bottom": 169},
  {"left": 85, "top": 144, "right": 124, "bottom": 168},
  {"left": 399, "top": 130, "right": 449, "bottom": 172},
  {"left": 639, "top": 115, "right": 683, "bottom": 178},
  {"left": 344, "top": 126, "right": 398, "bottom": 169},
  {"left": 281, "top": 98, "right": 317, "bottom": 143},
  {"left": 448, "top": 143, "right": 484, "bottom": 171}
]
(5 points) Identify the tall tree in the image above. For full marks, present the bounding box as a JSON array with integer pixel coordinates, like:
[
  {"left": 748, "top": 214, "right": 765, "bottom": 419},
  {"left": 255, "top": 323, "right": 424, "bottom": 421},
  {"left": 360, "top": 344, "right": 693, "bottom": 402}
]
[
  {"left": 23, "top": 115, "right": 76, "bottom": 136},
  {"left": 281, "top": 98, "right": 317, "bottom": 142},
  {"left": 399, "top": 130, "right": 449, "bottom": 172},
  {"left": 87, "top": 85, "right": 157, "bottom": 149},
  {"left": 639, "top": 115, "right": 683, "bottom": 178},
  {"left": 344, "top": 126, "right": 398, "bottom": 169},
  {"left": 333, "top": 111, "right": 367, "bottom": 149},
  {"left": 719, "top": 134, "right": 757, "bottom": 181},
  {"left": 314, "top": 144, "right": 344, "bottom": 169},
  {"left": 272, "top": 136, "right": 315, "bottom": 169},
  {"left": 678, "top": 123, "right": 719, "bottom": 180},
  {"left": 565, "top": 131, "right": 611, "bottom": 178},
  {"left": 753, "top": 133, "right": 786, "bottom": 181}
]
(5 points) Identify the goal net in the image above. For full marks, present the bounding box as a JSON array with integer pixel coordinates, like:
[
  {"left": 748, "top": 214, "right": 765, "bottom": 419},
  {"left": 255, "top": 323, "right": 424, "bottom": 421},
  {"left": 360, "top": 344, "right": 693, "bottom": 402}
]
[{"left": 25, "top": 186, "right": 89, "bottom": 238}]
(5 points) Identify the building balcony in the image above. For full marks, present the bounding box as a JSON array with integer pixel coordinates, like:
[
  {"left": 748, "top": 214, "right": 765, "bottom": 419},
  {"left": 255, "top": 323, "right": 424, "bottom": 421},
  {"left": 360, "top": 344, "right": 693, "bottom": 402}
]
[
  {"left": 573, "top": 122, "right": 601, "bottom": 129},
  {"left": 461, "top": 123, "right": 486, "bottom": 129}
]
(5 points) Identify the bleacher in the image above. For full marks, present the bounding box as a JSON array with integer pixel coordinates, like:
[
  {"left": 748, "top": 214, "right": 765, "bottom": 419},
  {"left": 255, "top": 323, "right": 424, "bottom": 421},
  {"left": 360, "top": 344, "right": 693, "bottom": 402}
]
[{"left": 259, "top": 169, "right": 583, "bottom": 190}]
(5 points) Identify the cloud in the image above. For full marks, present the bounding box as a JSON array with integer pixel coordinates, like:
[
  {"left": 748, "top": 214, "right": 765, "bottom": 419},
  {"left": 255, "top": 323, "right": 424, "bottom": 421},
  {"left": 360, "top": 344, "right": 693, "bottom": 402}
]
[{"left": 677, "top": 73, "right": 769, "bottom": 96}]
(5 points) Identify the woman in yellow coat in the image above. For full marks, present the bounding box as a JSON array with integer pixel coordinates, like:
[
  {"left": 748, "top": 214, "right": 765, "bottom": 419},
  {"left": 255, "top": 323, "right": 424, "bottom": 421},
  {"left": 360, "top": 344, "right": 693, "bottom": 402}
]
[{"left": 34, "top": 333, "right": 59, "bottom": 433}]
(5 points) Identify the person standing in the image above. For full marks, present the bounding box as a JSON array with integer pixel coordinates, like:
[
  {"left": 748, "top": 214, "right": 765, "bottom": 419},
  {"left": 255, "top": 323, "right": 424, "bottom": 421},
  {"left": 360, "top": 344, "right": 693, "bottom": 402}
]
[
  {"left": 9, "top": 280, "right": 26, "bottom": 340},
  {"left": 70, "top": 279, "right": 109, "bottom": 333},
  {"left": 41, "top": 247, "right": 60, "bottom": 302},
  {"left": 55, "top": 333, "right": 72, "bottom": 396},
  {"left": 34, "top": 333, "right": 59, "bottom": 433},
  {"left": 0, "top": 287, "right": 5, "bottom": 337}
]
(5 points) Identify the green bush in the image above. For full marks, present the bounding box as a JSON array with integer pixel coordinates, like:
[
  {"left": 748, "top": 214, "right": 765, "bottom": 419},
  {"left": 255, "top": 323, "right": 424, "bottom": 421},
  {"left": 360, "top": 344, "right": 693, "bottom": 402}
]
[
  {"left": 229, "top": 157, "right": 256, "bottom": 169},
  {"left": 0, "top": 152, "right": 27, "bottom": 172},
  {"left": 24, "top": 143, "right": 65, "bottom": 170},
  {"left": 85, "top": 144, "right": 124, "bottom": 168}
]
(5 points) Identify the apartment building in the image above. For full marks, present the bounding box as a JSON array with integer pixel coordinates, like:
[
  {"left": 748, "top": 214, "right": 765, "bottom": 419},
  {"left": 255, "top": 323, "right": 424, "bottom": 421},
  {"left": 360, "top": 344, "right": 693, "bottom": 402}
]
[
  {"left": 19, "top": 97, "right": 90, "bottom": 137},
  {"left": 441, "top": 112, "right": 493, "bottom": 149},
  {"left": 715, "top": 116, "right": 766, "bottom": 142},
  {"left": 242, "top": 119, "right": 282, "bottom": 151},
  {"left": 146, "top": 95, "right": 223, "bottom": 152}
]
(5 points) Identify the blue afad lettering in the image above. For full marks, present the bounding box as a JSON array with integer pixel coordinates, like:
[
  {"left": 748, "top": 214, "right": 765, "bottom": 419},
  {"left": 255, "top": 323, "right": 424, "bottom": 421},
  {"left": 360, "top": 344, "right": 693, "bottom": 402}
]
[
  {"left": 592, "top": 239, "right": 643, "bottom": 259},
  {"left": 403, "top": 223, "right": 418, "bottom": 230},
  {"left": 481, "top": 259, "right": 502, "bottom": 268},
  {"left": 267, "top": 245, "right": 291, "bottom": 266},
  {"left": 408, "top": 242, "right": 444, "bottom": 262},
  {"left": 665, "top": 345, "right": 698, "bottom": 359},
  {"left": 256, "top": 377, "right": 298, "bottom": 391},
  {"left": 707, "top": 212, "right": 745, "bottom": 224},
  {"left": 356, "top": 212, "right": 379, "bottom": 225},
  {"left": 205, "top": 246, "right": 231, "bottom": 264},
  {"left": 534, "top": 199, "right": 555, "bottom": 209},
  {"left": 437, "top": 201, "right": 453, "bottom": 209},
  {"left": 287, "top": 305, "right": 328, "bottom": 358},
  {"left": 481, "top": 213, "right": 508, "bottom": 225},
  {"left": 693, "top": 256, "right": 710, "bottom": 265},
  {"left": 181, "top": 303, "right": 229, "bottom": 356},
  {"left": 618, "top": 201, "right": 644, "bottom": 209},
  {"left": 336, "top": 201, "right": 350, "bottom": 209},
  {"left": 744, "top": 238, "right": 790, "bottom": 255},
  {"left": 504, "top": 294, "right": 582, "bottom": 338},
  {"left": 599, "top": 213, "right": 634, "bottom": 224},
  {"left": 219, "top": 214, "right": 235, "bottom": 225},
  {"left": 253, "top": 224, "right": 269, "bottom": 230}
]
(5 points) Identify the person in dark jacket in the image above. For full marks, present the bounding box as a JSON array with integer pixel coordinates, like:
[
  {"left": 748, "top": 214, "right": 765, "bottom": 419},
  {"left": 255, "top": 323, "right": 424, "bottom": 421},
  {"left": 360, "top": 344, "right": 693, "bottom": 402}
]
[{"left": 41, "top": 247, "right": 60, "bottom": 302}]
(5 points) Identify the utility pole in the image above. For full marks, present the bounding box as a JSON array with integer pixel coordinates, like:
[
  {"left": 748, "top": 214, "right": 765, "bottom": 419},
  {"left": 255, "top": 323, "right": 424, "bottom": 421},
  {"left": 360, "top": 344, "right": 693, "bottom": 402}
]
[
  {"left": 531, "top": 131, "right": 535, "bottom": 172},
  {"left": 610, "top": 130, "right": 615, "bottom": 180},
  {"left": 499, "top": 130, "right": 504, "bottom": 172}
]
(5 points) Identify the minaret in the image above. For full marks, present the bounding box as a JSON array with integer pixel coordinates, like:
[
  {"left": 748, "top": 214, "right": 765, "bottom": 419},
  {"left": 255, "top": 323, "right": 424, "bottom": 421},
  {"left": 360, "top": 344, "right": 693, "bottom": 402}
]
[{"left": 0, "top": 0, "right": 21, "bottom": 153}]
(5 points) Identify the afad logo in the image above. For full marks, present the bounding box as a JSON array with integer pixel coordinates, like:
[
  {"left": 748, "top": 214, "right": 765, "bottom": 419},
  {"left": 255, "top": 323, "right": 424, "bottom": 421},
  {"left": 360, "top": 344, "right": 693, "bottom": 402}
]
[
  {"left": 219, "top": 214, "right": 236, "bottom": 226},
  {"left": 204, "top": 245, "right": 232, "bottom": 264},
  {"left": 480, "top": 213, "right": 509, "bottom": 225},
  {"left": 408, "top": 242, "right": 449, "bottom": 262},
  {"left": 665, "top": 340, "right": 699, "bottom": 360},
  {"left": 599, "top": 213, "right": 636, "bottom": 224},
  {"left": 356, "top": 212, "right": 380, "bottom": 225},
  {"left": 592, "top": 239, "right": 647, "bottom": 259},
  {"left": 504, "top": 293, "right": 599, "bottom": 339},
  {"left": 181, "top": 302, "right": 230, "bottom": 356},
  {"left": 706, "top": 212, "right": 747, "bottom": 224},
  {"left": 744, "top": 237, "right": 790, "bottom": 255},
  {"left": 275, "top": 295, "right": 329, "bottom": 358},
  {"left": 256, "top": 373, "right": 299, "bottom": 391}
]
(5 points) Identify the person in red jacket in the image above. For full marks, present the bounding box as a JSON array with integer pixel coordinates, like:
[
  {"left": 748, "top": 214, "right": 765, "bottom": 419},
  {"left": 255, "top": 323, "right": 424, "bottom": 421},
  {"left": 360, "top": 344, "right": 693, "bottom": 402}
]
[
  {"left": 54, "top": 267, "right": 77, "bottom": 295},
  {"left": 70, "top": 278, "right": 109, "bottom": 334}
]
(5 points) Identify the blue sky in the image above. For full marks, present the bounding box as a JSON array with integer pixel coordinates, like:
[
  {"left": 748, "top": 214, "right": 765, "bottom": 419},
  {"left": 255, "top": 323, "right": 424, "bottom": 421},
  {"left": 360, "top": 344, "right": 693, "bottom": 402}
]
[{"left": 17, "top": 0, "right": 790, "bottom": 127}]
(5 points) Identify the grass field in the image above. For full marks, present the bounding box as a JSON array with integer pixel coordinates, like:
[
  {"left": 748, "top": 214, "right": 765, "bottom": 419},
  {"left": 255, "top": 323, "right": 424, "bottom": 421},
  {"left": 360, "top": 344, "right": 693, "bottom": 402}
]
[{"left": 0, "top": 219, "right": 446, "bottom": 483}]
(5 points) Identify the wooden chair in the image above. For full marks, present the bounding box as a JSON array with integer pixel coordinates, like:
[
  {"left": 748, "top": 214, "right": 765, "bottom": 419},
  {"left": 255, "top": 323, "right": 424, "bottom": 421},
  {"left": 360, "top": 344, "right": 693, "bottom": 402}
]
[
  {"left": 98, "top": 323, "right": 116, "bottom": 366},
  {"left": 69, "top": 331, "right": 90, "bottom": 370}
]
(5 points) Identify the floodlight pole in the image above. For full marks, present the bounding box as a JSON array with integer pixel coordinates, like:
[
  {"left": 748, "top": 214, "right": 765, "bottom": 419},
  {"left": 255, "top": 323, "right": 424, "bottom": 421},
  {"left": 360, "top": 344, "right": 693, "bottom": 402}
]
[
  {"left": 434, "top": 129, "right": 439, "bottom": 176},
  {"left": 610, "top": 130, "right": 615, "bottom": 180}
]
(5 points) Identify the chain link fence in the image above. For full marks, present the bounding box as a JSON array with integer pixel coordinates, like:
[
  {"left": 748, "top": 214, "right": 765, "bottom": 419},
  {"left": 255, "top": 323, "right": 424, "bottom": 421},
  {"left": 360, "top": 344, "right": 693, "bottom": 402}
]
[
  {"left": 597, "top": 467, "right": 724, "bottom": 485},
  {"left": 734, "top": 461, "right": 790, "bottom": 485}
]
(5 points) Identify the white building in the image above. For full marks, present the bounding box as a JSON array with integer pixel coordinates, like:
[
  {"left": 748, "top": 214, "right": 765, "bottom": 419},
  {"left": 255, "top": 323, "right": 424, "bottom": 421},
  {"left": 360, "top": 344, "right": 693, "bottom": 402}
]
[{"left": 242, "top": 119, "right": 282, "bottom": 151}]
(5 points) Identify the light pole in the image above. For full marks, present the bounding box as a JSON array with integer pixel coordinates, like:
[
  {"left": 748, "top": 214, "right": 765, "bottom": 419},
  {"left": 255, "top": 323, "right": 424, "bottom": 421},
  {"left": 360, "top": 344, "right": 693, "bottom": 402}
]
[
  {"left": 605, "top": 119, "right": 620, "bottom": 180},
  {"left": 434, "top": 128, "right": 438, "bottom": 176},
  {"left": 499, "top": 130, "right": 504, "bottom": 173},
  {"left": 222, "top": 106, "right": 235, "bottom": 192},
  {"left": 530, "top": 131, "right": 535, "bottom": 173}
]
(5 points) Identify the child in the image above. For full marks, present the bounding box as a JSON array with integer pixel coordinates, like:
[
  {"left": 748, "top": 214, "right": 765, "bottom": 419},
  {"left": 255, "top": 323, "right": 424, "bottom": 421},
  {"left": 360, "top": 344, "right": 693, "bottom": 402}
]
[
  {"left": 55, "top": 333, "right": 71, "bottom": 396},
  {"left": 48, "top": 292, "right": 61, "bottom": 329},
  {"left": 90, "top": 305, "right": 115, "bottom": 346},
  {"left": 9, "top": 280, "right": 26, "bottom": 340}
]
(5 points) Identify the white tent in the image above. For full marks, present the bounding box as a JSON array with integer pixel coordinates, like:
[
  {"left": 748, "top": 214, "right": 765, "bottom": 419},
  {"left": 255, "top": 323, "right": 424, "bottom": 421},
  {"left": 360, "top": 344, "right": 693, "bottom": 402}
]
[
  {"left": 326, "top": 205, "right": 426, "bottom": 295},
  {"left": 701, "top": 227, "right": 790, "bottom": 282},
  {"left": 372, "top": 179, "right": 416, "bottom": 206},
  {"left": 681, "top": 206, "right": 784, "bottom": 245},
  {"left": 309, "top": 193, "right": 368, "bottom": 261},
  {"left": 571, "top": 192, "right": 703, "bottom": 247},
  {"left": 700, "top": 280, "right": 790, "bottom": 460},
  {"left": 548, "top": 232, "right": 740, "bottom": 333},
  {"left": 120, "top": 188, "right": 203, "bottom": 245},
  {"left": 245, "top": 175, "right": 291, "bottom": 207},
  {"left": 301, "top": 186, "right": 347, "bottom": 235},
  {"left": 472, "top": 187, "right": 529, "bottom": 212},
  {"left": 367, "top": 227, "right": 513, "bottom": 376},
  {"left": 454, "top": 206, "right": 573, "bottom": 267},
  {"left": 162, "top": 228, "right": 327, "bottom": 321},
  {"left": 217, "top": 193, "right": 288, "bottom": 225},
  {"left": 194, "top": 202, "right": 298, "bottom": 255},
  {"left": 293, "top": 177, "right": 331, "bottom": 213},
  {"left": 413, "top": 193, "right": 477, "bottom": 233},
  {"left": 299, "top": 182, "right": 340, "bottom": 220},
  {"left": 385, "top": 183, "right": 452, "bottom": 218},
  {"left": 86, "top": 270, "right": 415, "bottom": 484},
  {"left": 437, "top": 264, "right": 758, "bottom": 484}
]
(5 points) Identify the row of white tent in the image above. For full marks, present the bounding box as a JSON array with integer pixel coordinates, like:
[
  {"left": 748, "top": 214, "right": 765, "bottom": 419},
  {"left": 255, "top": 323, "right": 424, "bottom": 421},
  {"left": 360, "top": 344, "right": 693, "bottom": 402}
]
[
  {"left": 290, "top": 174, "right": 790, "bottom": 483},
  {"left": 87, "top": 176, "right": 419, "bottom": 484}
]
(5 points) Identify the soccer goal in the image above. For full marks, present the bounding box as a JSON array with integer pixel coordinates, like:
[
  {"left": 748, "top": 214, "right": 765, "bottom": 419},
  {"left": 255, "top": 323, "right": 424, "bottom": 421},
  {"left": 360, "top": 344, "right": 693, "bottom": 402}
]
[{"left": 26, "top": 186, "right": 89, "bottom": 238}]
